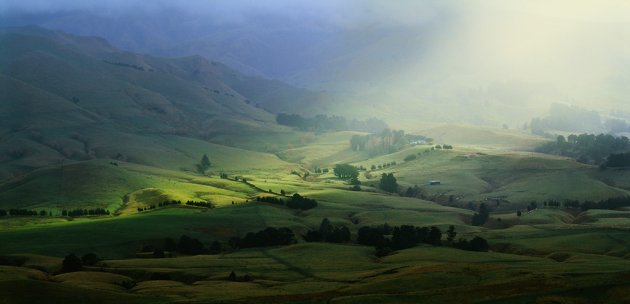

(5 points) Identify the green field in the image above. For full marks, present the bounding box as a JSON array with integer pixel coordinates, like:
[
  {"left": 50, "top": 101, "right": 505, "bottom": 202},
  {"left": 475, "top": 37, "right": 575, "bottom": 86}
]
[
  {"left": 4, "top": 23, "right": 630, "bottom": 304},
  {"left": 2, "top": 125, "right": 630, "bottom": 303}
]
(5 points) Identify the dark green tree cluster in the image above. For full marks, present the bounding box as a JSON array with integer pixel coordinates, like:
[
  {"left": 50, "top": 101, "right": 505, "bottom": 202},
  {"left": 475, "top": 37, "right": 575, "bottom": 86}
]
[
  {"left": 231, "top": 227, "right": 295, "bottom": 249},
  {"left": 540, "top": 197, "right": 630, "bottom": 211},
  {"left": 349, "top": 129, "right": 408, "bottom": 156},
  {"left": 277, "top": 113, "right": 387, "bottom": 133},
  {"left": 303, "top": 218, "right": 351, "bottom": 243},
  {"left": 302, "top": 221, "right": 488, "bottom": 256},
  {"left": 602, "top": 152, "right": 630, "bottom": 168},
  {"left": 285, "top": 193, "right": 317, "bottom": 210},
  {"left": 153, "top": 235, "right": 217, "bottom": 256},
  {"left": 177, "top": 235, "right": 206, "bottom": 255},
  {"left": 256, "top": 193, "right": 318, "bottom": 210},
  {"left": 536, "top": 133, "right": 630, "bottom": 165},
  {"left": 333, "top": 164, "right": 359, "bottom": 179},
  {"left": 150, "top": 228, "right": 297, "bottom": 257},
  {"left": 528, "top": 103, "right": 602, "bottom": 134},
  {"left": 185, "top": 201, "right": 214, "bottom": 208},
  {"left": 61, "top": 254, "right": 82, "bottom": 273},
  {"left": 581, "top": 197, "right": 630, "bottom": 210},
  {"left": 3, "top": 209, "right": 38, "bottom": 216},
  {"left": 379, "top": 173, "right": 398, "bottom": 193},
  {"left": 349, "top": 184, "right": 361, "bottom": 191},
  {"left": 453, "top": 236, "right": 489, "bottom": 252},
  {"left": 158, "top": 200, "right": 183, "bottom": 207},
  {"left": 446, "top": 225, "right": 457, "bottom": 243},
  {"left": 471, "top": 203, "right": 490, "bottom": 226},
  {"left": 277, "top": 113, "right": 347, "bottom": 131},
  {"left": 357, "top": 224, "right": 489, "bottom": 257},
  {"left": 60, "top": 252, "right": 102, "bottom": 273},
  {"left": 137, "top": 200, "right": 211, "bottom": 212},
  {"left": 62, "top": 208, "right": 110, "bottom": 217},
  {"left": 357, "top": 225, "right": 390, "bottom": 248},
  {"left": 357, "top": 225, "right": 441, "bottom": 250},
  {"left": 526, "top": 201, "right": 538, "bottom": 212},
  {"left": 350, "top": 135, "right": 368, "bottom": 151},
  {"left": 227, "top": 271, "right": 253, "bottom": 282},
  {"left": 403, "top": 185, "right": 423, "bottom": 198},
  {"left": 404, "top": 154, "right": 417, "bottom": 161},
  {"left": 256, "top": 196, "right": 285, "bottom": 205},
  {"left": 371, "top": 162, "right": 396, "bottom": 170}
]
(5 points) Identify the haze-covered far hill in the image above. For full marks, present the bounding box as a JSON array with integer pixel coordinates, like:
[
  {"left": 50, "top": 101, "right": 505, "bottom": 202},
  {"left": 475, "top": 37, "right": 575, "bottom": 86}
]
[{"left": 5, "top": 2, "right": 630, "bottom": 128}]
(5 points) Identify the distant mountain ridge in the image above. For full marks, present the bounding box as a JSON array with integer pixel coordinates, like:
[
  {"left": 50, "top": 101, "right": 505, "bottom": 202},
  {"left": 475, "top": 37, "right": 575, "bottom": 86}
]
[{"left": 0, "top": 26, "right": 339, "bottom": 180}]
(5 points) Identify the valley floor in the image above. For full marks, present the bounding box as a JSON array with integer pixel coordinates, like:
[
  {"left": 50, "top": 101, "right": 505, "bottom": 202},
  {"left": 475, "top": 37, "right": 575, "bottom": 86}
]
[{"left": 2, "top": 130, "right": 630, "bottom": 303}]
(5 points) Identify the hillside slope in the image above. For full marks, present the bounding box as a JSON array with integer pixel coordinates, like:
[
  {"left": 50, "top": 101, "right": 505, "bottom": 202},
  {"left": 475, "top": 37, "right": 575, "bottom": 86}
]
[{"left": 0, "top": 27, "right": 314, "bottom": 180}]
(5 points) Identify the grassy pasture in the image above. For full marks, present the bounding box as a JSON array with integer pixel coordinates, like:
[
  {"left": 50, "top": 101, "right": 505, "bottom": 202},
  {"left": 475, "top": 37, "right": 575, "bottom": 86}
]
[
  {"left": 4, "top": 243, "right": 630, "bottom": 304},
  {"left": 1, "top": 128, "right": 630, "bottom": 303}
]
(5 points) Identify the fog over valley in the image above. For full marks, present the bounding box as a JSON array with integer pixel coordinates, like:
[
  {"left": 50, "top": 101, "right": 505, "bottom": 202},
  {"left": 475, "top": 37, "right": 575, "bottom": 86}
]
[
  {"left": 3, "top": 2, "right": 630, "bottom": 303},
  {"left": 4, "top": 0, "right": 630, "bottom": 127}
]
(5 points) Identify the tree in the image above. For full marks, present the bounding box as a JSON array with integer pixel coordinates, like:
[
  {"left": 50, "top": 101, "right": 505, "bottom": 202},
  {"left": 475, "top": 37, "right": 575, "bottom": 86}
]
[
  {"left": 209, "top": 241, "right": 222, "bottom": 254},
  {"left": 62, "top": 253, "right": 82, "bottom": 273},
  {"left": 228, "top": 271, "right": 237, "bottom": 281},
  {"left": 153, "top": 248, "right": 165, "bottom": 258},
  {"left": 303, "top": 230, "right": 323, "bottom": 242},
  {"left": 358, "top": 226, "right": 387, "bottom": 247},
  {"left": 350, "top": 135, "right": 367, "bottom": 151},
  {"left": 446, "top": 225, "right": 457, "bottom": 243},
  {"left": 375, "top": 246, "right": 393, "bottom": 258},
  {"left": 286, "top": 193, "right": 318, "bottom": 210},
  {"left": 468, "top": 236, "right": 489, "bottom": 252},
  {"left": 178, "top": 235, "right": 206, "bottom": 255},
  {"left": 380, "top": 128, "right": 392, "bottom": 148},
  {"left": 81, "top": 253, "right": 100, "bottom": 266},
  {"left": 197, "top": 154, "right": 211, "bottom": 174},
  {"left": 471, "top": 203, "right": 490, "bottom": 226},
  {"left": 164, "top": 238, "right": 177, "bottom": 252},
  {"left": 557, "top": 135, "right": 566, "bottom": 146},
  {"left": 333, "top": 164, "right": 359, "bottom": 179},
  {"left": 319, "top": 218, "right": 334, "bottom": 239},
  {"left": 404, "top": 154, "right": 417, "bottom": 162},
  {"left": 392, "top": 225, "right": 418, "bottom": 249},
  {"left": 349, "top": 177, "right": 361, "bottom": 185},
  {"left": 404, "top": 185, "right": 421, "bottom": 198},
  {"left": 427, "top": 226, "right": 442, "bottom": 246},
  {"left": 379, "top": 173, "right": 398, "bottom": 193}
]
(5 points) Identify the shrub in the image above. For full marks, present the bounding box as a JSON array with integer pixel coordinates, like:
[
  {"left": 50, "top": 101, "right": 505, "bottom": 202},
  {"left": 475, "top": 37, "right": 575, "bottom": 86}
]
[{"left": 61, "top": 254, "right": 82, "bottom": 273}]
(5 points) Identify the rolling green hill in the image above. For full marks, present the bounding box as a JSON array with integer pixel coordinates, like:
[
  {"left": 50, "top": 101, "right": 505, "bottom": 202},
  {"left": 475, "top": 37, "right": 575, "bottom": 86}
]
[
  {"left": 0, "top": 27, "right": 319, "bottom": 181},
  {"left": 3, "top": 26, "right": 630, "bottom": 304}
]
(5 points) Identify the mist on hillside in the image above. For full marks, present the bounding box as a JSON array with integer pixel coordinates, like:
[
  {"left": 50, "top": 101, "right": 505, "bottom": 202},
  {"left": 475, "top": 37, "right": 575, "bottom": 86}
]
[{"left": 3, "top": 0, "right": 630, "bottom": 127}]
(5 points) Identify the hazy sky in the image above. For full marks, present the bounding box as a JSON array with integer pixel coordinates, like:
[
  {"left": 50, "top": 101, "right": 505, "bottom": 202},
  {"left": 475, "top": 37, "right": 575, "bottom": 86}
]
[{"left": 0, "top": 0, "right": 447, "bottom": 27}]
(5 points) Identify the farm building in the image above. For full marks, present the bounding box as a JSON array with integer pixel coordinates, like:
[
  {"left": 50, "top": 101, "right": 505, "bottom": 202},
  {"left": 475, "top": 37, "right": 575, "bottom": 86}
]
[{"left": 428, "top": 179, "right": 441, "bottom": 185}]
